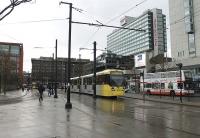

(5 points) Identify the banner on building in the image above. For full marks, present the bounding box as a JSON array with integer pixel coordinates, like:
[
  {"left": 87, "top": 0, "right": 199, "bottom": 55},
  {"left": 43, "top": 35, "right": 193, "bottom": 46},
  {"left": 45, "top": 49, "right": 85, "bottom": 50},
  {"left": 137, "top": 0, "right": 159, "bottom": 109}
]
[{"left": 135, "top": 53, "right": 146, "bottom": 67}]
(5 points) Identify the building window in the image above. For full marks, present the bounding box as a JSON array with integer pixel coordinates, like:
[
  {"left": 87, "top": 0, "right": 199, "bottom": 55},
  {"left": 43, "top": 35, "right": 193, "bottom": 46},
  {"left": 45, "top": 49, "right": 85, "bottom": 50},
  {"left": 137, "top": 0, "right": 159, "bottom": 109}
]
[
  {"left": 184, "top": 0, "right": 194, "bottom": 33},
  {"left": 0, "top": 45, "right": 9, "bottom": 54},
  {"left": 188, "top": 33, "right": 196, "bottom": 56},
  {"left": 10, "top": 46, "right": 20, "bottom": 55}
]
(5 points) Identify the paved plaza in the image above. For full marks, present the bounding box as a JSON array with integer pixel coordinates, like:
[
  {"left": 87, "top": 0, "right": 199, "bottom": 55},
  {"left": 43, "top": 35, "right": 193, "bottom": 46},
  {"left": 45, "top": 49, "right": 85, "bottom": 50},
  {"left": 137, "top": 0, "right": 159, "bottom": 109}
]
[{"left": 1, "top": 90, "right": 200, "bottom": 138}]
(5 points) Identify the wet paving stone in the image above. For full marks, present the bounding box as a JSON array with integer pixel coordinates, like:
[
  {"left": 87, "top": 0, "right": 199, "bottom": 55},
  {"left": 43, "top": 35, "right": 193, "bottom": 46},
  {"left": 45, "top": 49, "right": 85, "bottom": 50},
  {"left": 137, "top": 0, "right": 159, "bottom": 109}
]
[{"left": 0, "top": 93, "right": 200, "bottom": 138}]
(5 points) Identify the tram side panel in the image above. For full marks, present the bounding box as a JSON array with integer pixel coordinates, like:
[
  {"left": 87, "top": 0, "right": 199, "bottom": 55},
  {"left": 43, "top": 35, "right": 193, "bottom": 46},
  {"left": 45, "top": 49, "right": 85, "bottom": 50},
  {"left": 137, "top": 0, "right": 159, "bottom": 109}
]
[{"left": 71, "top": 69, "right": 125, "bottom": 97}]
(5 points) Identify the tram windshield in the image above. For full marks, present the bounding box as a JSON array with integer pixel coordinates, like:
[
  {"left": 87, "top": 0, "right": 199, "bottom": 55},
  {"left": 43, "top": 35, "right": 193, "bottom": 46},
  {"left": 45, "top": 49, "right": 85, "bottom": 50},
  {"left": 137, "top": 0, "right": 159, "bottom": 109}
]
[{"left": 110, "top": 75, "right": 124, "bottom": 86}]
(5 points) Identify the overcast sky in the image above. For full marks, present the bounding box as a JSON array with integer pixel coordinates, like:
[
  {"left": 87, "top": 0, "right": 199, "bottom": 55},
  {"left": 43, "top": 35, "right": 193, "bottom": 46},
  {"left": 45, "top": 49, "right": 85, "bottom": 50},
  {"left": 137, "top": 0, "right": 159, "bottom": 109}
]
[{"left": 0, "top": 0, "right": 170, "bottom": 72}]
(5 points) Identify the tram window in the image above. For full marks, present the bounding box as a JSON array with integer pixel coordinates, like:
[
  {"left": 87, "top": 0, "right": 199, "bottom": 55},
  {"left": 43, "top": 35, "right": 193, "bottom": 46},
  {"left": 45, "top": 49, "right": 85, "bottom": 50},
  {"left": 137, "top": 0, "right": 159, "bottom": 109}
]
[
  {"left": 83, "top": 78, "right": 87, "bottom": 85},
  {"left": 87, "top": 77, "right": 92, "bottom": 85},
  {"left": 74, "top": 80, "right": 77, "bottom": 85},
  {"left": 79, "top": 78, "right": 82, "bottom": 85},
  {"left": 110, "top": 75, "right": 124, "bottom": 86},
  {"left": 96, "top": 76, "right": 100, "bottom": 85},
  {"left": 105, "top": 75, "right": 109, "bottom": 84},
  {"left": 71, "top": 80, "right": 74, "bottom": 85},
  {"left": 96, "top": 75, "right": 106, "bottom": 85}
]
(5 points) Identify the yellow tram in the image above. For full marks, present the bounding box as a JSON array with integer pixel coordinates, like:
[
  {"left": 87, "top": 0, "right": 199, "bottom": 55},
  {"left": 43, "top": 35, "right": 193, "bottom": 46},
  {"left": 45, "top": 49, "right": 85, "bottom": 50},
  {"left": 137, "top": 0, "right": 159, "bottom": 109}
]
[{"left": 71, "top": 69, "right": 125, "bottom": 97}]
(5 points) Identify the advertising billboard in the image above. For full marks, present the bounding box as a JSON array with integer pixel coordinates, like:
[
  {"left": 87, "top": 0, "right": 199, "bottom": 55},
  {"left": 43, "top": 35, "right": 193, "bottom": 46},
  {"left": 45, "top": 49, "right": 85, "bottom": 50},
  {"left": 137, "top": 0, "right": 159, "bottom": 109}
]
[{"left": 135, "top": 53, "right": 146, "bottom": 67}]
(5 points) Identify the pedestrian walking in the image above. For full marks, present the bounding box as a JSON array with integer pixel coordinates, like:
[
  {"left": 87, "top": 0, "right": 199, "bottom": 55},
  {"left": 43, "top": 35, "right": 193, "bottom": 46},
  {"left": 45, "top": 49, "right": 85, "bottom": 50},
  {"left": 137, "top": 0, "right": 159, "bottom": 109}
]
[
  {"left": 48, "top": 88, "right": 52, "bottom": 97},
  {"left": 38, "top": 83, "right": 45, "bottom": 102},
  {"left": 27, "top": 86, "right": 30, "bottom": 92},
  {"left": 22, "top": 86, "right": 24, "bottom": 92}
]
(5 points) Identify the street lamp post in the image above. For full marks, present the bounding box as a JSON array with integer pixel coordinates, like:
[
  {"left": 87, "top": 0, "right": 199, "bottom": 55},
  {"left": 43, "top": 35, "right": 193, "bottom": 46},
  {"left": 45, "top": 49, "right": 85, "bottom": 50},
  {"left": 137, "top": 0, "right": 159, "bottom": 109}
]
[
  {"left": 176, "top": 63, "right": 183, "bottom": 103},
  {"left": 140, "top": 70, "right": 145, "bottom": 101},
  {"left": 79, "top": 41, "right": 97, "bottom": 98},
  {"left": 51, "top": 53, "right": 54, "bottom": 95},
  {"left": 54, "top": 39, "right": 58, "bottom": 98},
  {"left": 65, "top": 60, "right": 67, "bottom": 93},
  {"left": 93, "top": 41, "right": 97, "bottom": 98},
  {"left": 60, "top": 1, "right": 72, "bottom": 109},
  {"left": 78, "top": 54, "right": 81, "bottom": 94}
]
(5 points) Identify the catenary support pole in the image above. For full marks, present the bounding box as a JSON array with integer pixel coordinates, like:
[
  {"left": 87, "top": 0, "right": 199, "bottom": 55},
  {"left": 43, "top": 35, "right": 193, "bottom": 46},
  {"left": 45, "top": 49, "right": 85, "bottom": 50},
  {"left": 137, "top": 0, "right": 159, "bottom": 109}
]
[
  {"left": 93, "top": 41, "right": 97, "bottom": 98},
  {"left": 61, "top": 2, "right": 73, "bottom": 109},
  {"left": 54, "top": 39, "right": 58, "bottom": 98}
]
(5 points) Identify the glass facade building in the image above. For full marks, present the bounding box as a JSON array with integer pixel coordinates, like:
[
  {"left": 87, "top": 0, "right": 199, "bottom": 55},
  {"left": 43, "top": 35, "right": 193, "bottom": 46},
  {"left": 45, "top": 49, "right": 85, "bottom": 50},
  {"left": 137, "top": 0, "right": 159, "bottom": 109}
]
[
  {"left": 107, "top": 9, "right": 167, "bottom": 57},
  {"left": 0, "top": 42, "right": 23, "bottom": 91}
]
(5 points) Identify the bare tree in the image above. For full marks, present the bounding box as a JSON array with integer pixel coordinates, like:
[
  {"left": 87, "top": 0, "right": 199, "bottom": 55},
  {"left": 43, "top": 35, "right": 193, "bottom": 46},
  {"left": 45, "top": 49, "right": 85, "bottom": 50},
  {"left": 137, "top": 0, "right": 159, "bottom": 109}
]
[{"left": 0, "top": 0, "right": 32, "bottom": 21}]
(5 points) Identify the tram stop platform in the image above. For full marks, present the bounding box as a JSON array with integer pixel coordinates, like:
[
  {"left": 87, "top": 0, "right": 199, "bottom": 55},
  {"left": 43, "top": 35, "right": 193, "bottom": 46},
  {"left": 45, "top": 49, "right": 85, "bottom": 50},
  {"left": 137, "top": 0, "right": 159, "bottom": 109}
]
[{"left": 125, "top": 92, "right": 200, "bottom": 107}]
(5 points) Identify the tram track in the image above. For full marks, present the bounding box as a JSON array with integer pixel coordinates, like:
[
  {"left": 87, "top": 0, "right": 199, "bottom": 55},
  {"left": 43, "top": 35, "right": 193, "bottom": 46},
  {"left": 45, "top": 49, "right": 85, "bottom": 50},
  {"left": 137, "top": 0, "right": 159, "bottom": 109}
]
[
  {"left": 122, "top": 106, "right": 200, "bottom": 137},
  {"left": 65, "top": 93, "right": 200, "bottom": 137},
  {"left": 121, "top": 96, "right": 200, "bottom": 114}
]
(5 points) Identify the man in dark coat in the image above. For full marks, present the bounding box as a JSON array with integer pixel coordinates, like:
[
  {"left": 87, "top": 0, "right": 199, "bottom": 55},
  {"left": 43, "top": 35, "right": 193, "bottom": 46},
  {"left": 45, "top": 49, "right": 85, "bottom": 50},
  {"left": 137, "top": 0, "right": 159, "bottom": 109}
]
[{"left": 38, "top": 83, "right": 45, "bottom": 101}]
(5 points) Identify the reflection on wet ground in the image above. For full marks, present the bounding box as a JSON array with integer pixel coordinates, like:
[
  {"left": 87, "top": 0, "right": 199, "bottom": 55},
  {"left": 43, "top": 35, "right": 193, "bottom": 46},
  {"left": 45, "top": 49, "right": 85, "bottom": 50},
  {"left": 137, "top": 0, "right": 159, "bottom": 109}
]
[
  {"left": 1, "top": 92, "right": 200, "bottom": 138},
  {"left": 71, "top": 94, "right": 200, "bottom": 138}
]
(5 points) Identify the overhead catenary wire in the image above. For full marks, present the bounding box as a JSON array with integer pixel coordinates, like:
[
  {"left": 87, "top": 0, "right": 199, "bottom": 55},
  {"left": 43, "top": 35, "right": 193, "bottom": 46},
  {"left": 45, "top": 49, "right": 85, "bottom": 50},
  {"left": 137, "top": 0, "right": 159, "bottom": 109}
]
[
  {"left": 3, "top": 10, "right": 199, "bottom": 30},
  {"left": 0, "top": 18, "right": 68, "bottom": 25},
  {"left": 70, "top": 4, "right": 105, "bottom": 48},
  {"left": 72, "top": 21, "right": 146, "bottom": 32},
  {"left": 79, "top": 0, "right": 148, "bottom": 48},
  {"left": 167, "top": 9, "right": 200, "bottom": 28},
  {"left": 105, "top": 0, "right": 148, "bottom": 24}
]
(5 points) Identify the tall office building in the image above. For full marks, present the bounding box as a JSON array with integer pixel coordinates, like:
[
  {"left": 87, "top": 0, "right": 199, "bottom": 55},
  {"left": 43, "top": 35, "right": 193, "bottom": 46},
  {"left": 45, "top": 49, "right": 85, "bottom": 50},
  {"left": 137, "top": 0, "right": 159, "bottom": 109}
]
[
  {"left": 169, "top": 0, "right": 200, "bottom": 74},
  {"left": 107, "top": 9, "right": 167, "bottom": 72}
]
